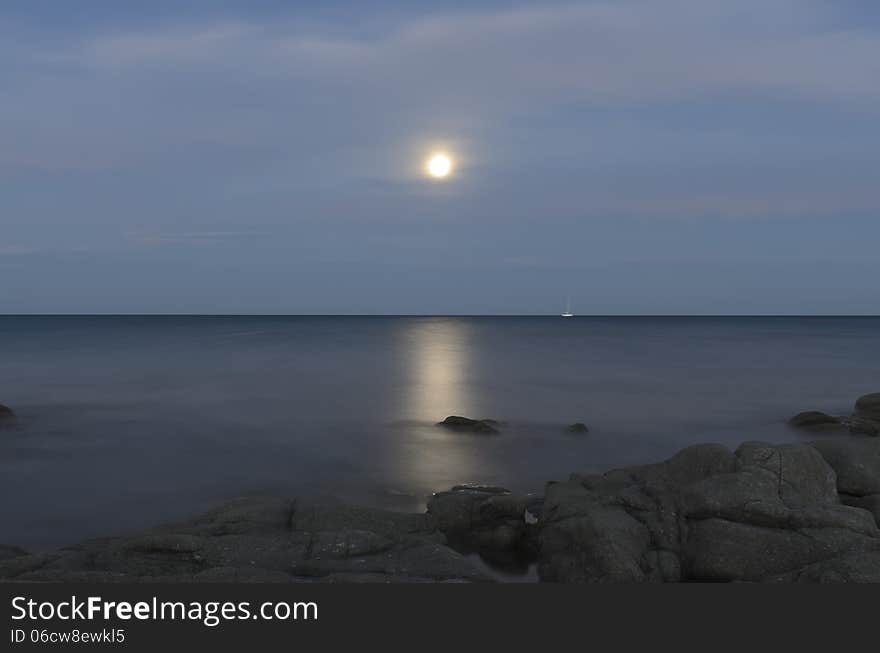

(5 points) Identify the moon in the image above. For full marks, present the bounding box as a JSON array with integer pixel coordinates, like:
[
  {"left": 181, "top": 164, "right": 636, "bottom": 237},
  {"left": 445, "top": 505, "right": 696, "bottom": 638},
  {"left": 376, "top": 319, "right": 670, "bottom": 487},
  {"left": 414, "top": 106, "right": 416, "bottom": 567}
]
[{"left": 426, "top": 152, "right": 453, "bottom": 179}]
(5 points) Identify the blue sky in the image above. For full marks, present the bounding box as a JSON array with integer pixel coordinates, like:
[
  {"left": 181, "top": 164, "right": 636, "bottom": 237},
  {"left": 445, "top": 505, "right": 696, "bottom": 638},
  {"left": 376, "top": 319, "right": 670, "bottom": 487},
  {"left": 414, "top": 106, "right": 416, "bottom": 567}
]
[{"left": 2, "top": 0, "right": 879, "bottom": 314}]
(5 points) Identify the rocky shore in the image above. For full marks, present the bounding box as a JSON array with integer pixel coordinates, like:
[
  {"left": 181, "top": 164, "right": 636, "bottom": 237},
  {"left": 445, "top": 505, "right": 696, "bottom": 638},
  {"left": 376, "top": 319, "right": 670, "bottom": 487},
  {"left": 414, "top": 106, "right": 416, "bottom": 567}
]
[{"left": 2, "top": 393, "right": 880, "bottom": 583}]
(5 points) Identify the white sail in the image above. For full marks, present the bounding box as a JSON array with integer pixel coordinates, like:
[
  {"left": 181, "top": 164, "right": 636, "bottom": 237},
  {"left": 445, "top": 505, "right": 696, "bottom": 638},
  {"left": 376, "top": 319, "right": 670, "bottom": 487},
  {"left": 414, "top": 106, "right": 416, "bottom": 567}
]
[{"left": 562, "top": 298, "right": 573, "bottom": 317}]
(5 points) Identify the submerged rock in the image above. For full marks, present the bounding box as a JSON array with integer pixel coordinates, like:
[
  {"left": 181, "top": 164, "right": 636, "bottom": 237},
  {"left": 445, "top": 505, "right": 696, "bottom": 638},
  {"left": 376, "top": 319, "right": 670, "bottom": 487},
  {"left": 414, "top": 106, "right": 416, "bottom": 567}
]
[
  {"left": 566, "top": 422, "right": 589, "bottom": 434},
  {"left": 789, "top": 411, "right": 844, "bottom": 429},
  {"left": 436, "top": 416, "right": 500, "bottom": 434}
]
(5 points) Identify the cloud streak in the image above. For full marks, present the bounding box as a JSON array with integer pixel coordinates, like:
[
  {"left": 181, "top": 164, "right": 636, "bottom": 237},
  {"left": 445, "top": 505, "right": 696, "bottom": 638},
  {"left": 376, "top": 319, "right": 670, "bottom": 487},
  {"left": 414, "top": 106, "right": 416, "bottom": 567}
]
[{"left": 67, "top": 1, "right": 880, "bottom": 101}]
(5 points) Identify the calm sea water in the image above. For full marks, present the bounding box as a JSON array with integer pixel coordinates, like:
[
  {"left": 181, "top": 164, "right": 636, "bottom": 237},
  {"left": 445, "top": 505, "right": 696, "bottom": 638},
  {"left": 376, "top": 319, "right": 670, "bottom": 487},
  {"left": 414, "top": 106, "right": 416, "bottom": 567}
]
[{"left": 1, "top": 316, "right": 878, "bottom": 551}]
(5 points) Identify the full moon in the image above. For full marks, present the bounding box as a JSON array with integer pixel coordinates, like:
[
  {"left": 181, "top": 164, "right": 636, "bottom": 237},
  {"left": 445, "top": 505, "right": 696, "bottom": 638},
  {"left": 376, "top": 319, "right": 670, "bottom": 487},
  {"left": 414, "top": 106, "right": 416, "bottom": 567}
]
[{"left": 426, "top": 153, "right": 453, "bottom": 179}]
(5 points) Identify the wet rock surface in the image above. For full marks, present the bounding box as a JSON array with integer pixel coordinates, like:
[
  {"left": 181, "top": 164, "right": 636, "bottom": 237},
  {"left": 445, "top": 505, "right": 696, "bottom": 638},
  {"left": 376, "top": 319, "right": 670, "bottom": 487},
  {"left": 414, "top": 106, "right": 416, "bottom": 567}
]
[{"left": 566, "top": 422, "right": 589, "bottom": 434}]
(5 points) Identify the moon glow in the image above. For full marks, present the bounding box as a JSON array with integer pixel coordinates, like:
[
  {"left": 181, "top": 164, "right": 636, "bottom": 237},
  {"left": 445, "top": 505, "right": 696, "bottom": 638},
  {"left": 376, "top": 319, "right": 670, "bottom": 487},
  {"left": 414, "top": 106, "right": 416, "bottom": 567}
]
[{"left": 426, "top": 153, "right": 453, "bottom": 179}]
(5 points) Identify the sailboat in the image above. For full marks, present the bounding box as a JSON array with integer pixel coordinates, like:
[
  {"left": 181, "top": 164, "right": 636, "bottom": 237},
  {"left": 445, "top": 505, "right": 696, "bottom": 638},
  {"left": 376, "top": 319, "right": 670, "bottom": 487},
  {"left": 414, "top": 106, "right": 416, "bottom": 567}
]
[{"left": 561, "top": 298, "right": 574, "bottom": 317}]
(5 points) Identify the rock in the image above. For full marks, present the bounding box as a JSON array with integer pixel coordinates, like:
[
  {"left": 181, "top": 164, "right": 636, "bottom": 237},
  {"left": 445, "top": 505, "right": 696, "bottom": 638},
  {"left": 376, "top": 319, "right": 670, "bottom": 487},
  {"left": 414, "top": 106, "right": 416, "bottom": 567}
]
[
  {"left": 566, "top": 422, "right": 589, "bottom": 434},
  {"left": 855, "top": 393, "right": 880, "bottom": 419},
  {"left": 0, "top": 404, "right": 14, "bottom": 422},
  {"left": 0, "top": 545, "right": 28, "bottom": 561},
  {"left": 450, "top": 484, "right": 510, "bottom": 494},
  {"left": 735, "top": 441, "right": 838, "bottom": 507},
  {"left": 539, "top": 485, "right": 651, "bottom": 582},
  {"left": 626, "top": 442, "right": 739, "bottom": 489},
  {"left": 538, "top": 439, "right": 880, "bottom": 583},
  {"left": 765, "top": 550, "right": 880, "bottom": 583},
  {"left": 788, "top": 411, "right": 844, "bottom": 429},
  {"left": 436, "top": 416, "right": 500, "bottom": 434},
  {"left": 7, "top": 433, "right": 880, "bottom": 584},
  {"left": 427, "top": 485, "right": 511, "bottom": 535},
  {"left": 0, "top": 496, "right": 492, "bottom": 583},
  {"left": 810, "top": 437, "right": 880, "bottom": 497},
  {"left": 840, "top": 494, "right": 880, "bottom": 527},
  {"left": 847, "top": 416, "right": 880, "bottom": 437},
  {"left": 542, "top": 443, "right": 739, "bottom": 582},
  {"left": 786, "top": 393, "right": 880, "bottom": 437},
  {"left": 683, "top": 518, "right": 878, "bottom": 582},
  {"left": 427, "top": 485, "right": 541, "bottom": 563}
]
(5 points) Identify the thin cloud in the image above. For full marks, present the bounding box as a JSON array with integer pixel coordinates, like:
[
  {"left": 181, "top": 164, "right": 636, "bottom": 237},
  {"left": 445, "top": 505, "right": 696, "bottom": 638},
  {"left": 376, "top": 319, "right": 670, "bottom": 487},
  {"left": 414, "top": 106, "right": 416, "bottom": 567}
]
[
  {"left": 127, "top": 231, "right": 272, "bottom": 246},
  {"left": 0, "top": 245, "right": 35, "bottom": 256},
  {"left": 65, "top": 1, "right": 880, "bottom": 102}
]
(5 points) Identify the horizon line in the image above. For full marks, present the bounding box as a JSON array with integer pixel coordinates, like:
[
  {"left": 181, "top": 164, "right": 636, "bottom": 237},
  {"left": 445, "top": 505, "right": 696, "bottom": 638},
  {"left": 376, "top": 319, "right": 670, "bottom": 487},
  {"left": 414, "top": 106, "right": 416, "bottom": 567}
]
[{"left": 1, "top": 313, "right": 879, "bottom": 318}]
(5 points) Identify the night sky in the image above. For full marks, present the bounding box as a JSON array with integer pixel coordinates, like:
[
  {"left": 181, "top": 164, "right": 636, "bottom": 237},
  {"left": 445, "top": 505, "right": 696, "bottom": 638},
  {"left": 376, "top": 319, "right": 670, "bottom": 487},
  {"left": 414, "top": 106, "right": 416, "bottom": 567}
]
[{"left": 2, "top": 1, "right": 879, "bottom": 314}]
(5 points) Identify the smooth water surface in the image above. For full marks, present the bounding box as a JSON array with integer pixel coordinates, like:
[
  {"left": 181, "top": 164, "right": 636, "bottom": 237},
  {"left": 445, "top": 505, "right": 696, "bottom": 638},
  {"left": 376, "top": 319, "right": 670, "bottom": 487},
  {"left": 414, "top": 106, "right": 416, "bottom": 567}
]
[{"left": 1, "top": 316, "right": 878, "bottom": 551}]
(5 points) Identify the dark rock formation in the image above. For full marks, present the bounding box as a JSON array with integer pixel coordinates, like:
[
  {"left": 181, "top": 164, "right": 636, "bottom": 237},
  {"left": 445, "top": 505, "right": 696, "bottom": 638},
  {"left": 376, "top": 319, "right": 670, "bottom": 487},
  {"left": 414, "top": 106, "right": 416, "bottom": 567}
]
[
  {"left": 789, "top": 395, "right": 880, "bottom": 437},
  {"left": 0, "top": 545, "right": 28, "bottom": 562},
  {"left": 846, "top": 394, "right": 880, "bottom": 435},
  {"left": 437, "top": 416, "right": 500, "bottom": 434},
  {"left": 566, "top": 422, "right": 589, "bottom": 434},
  {"left": 427, "top": 485, "right": 542, "bottom": 567},
  {"left": 840, "top": 495, "right": 880, "bottom": 528},
  {"left": 0, "top": 403, "right": 14, "bottom": 422},
  {"left": 0, "top": 497, "right": 492, "bottom": 583},
  {"left": 848, "top": 416, "right": 880, "bottom": 437},
  {"left": 788, "top": 411, "right": 844, "bottom": 429},
  {"left": 856, "top": 393, "right": 880, "bottom": 419},
  {"left": 810, "top": 438, "right": 880, "bottom": 497},
  {"left": 538, "top": 438, "right": 880, "bottom": 582}
]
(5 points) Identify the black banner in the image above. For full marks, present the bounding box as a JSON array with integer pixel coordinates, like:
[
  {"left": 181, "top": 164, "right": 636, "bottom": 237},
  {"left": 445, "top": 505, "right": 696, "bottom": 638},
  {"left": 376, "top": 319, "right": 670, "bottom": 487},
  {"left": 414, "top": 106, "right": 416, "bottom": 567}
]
[{"left": 1, "top": 582, "right": 871, "bottom": 650}]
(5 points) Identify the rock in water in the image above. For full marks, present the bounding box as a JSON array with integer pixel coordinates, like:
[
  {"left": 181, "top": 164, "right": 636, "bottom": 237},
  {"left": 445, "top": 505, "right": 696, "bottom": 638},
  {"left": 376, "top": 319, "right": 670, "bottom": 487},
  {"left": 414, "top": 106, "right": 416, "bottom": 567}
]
[
  {"left": 0, "top": 404, "right": 15, "bottom": 426},
  {"left": 788, "top": 411, "right": 843, "bottom": 429},
  {"left": 848, "top": 416, "right": 880, "bottom": 437},
  {"left": 855, "top": 393, "right": 880, "bottom": 419},
  {"left": 436, "top": 416, "right": 500, "bottom": 434},
  {"left": 566, "top": 422, "right": 589, "bottom": 434}
]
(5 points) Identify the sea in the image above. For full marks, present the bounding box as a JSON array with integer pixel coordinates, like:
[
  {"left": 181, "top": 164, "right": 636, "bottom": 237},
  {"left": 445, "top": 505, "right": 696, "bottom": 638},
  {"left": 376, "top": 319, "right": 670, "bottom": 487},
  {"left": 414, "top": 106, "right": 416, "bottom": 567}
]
[{"left": 1, "top": 315, "right": 878, "bottom": 553}]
